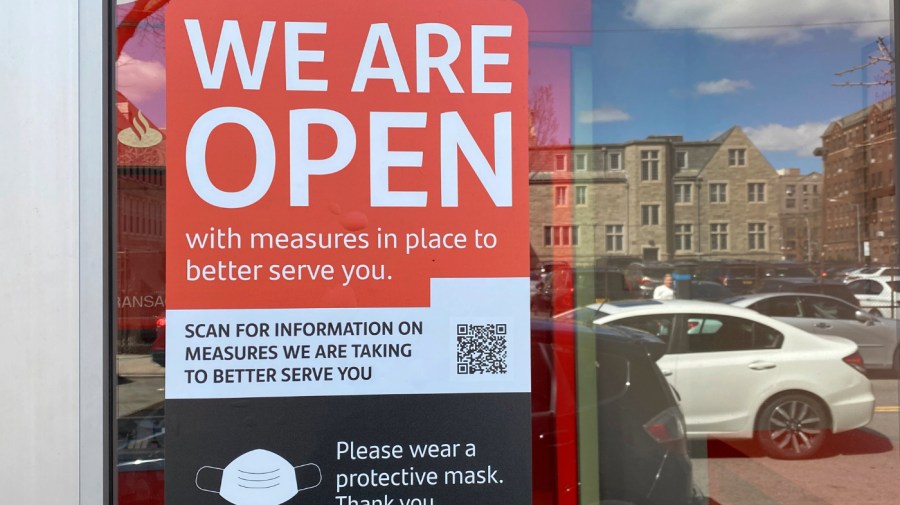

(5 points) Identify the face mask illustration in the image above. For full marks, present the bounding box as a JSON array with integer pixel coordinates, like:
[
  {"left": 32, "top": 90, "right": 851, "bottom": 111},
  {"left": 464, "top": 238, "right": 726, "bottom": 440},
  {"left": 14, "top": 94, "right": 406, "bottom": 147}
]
[{"left": 196, "top": 449, "right": 322, "bottom": 505}]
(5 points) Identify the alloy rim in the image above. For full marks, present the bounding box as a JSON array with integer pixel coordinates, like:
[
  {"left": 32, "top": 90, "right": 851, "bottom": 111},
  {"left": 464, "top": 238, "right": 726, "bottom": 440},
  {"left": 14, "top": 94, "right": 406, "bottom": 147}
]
[{"left": 767, "top": 400, "right": 823, "bottom": 454}]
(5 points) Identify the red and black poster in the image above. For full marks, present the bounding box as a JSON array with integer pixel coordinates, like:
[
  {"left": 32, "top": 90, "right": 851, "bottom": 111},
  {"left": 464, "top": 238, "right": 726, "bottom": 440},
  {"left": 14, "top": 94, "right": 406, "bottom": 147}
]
[{"left": 165, "top": 1, "right": 530, "bottom": 503}]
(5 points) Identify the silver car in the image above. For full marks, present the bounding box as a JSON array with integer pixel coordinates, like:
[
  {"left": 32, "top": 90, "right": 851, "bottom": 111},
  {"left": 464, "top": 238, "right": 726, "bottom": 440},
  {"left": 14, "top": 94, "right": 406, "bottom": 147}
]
[{"left": 727, "top": 292, "right": 900, "bottom": 372}]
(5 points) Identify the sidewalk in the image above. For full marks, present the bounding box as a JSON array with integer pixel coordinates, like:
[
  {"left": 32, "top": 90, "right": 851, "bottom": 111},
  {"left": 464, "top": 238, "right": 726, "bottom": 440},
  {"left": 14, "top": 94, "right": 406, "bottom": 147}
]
[{"left": 117, "top": 354, "right": 165, "bottom": 377}]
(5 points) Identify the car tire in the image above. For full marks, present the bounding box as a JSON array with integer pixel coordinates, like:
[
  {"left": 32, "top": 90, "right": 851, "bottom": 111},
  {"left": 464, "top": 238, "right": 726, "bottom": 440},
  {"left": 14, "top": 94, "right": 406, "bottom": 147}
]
[
  {"left": 755, "top": 393, "right": 830, "bottom": 460},
  {"left": 869, "top": 308, "right": 883, "bottom": 317}
]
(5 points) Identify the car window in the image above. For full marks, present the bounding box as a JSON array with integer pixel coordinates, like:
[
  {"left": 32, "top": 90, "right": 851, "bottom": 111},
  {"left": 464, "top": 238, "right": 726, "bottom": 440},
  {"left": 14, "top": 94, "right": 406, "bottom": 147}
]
[
  {"left": 888, "top": 281, "right": 900, "bottom": 292},
  {"left": 849, "top": 280, "right": 882, "bottom": 295},
  {"left": 800, "top": 297, "right": 856, "bottom": 320},
  {"left": 610, "top": 314, "right": 675, "bottom": 346},
  {"left": 596, "top": 352, "right": 630, "bottom": 405},
  {"left": 680, "top": 314, "right": 783, "bottom": 353},
  {"left": 751, "top": 296, "right": 801, "bottom": 318}
]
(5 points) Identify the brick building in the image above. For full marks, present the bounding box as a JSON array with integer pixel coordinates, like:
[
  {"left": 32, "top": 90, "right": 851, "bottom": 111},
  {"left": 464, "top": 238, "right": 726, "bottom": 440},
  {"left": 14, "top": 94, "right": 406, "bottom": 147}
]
[{"left": 818, "top": 97, "right": 897, "bottom": 265}]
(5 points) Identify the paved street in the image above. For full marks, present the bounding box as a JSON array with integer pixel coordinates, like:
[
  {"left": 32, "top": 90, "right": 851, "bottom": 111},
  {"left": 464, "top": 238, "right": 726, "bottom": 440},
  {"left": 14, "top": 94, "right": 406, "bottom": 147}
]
[{"left": 693, "top": 373, "right": 900, "bottom": 504}]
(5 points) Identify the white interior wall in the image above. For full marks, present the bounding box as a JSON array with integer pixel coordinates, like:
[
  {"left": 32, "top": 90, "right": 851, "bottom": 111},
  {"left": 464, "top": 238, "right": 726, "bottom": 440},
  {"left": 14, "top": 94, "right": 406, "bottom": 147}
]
[{"left": 0, "top": 0, "right": 106, "bottom": 503}]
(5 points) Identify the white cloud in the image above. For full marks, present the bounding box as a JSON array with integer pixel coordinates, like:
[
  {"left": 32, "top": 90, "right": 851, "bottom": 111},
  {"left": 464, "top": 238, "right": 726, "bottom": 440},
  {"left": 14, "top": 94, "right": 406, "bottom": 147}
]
[
  {"left": 695, "top": 78, "right": 752, "bottom": 95},
  {"left": 626, "top": 0, "right": 890, "bottom": 43},
  {"left": 745, "top": 121, "right": 832, "bottom": 156},
  {"left": 116, "top": 52, "right": 166, "bottom": 102},
  {"left": 578, "top": 107, "right": 631, "bottom": 123}
]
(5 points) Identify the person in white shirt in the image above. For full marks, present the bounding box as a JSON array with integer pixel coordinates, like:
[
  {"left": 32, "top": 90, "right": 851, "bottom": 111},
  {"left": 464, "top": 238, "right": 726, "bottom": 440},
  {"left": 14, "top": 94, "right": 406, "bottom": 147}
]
[{"left": 653, "top": 273, "right": 675, "bottom": 300}]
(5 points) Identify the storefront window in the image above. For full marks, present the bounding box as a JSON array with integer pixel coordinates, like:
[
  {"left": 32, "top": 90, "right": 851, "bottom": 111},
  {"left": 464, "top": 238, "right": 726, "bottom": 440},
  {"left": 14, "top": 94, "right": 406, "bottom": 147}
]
[{"left": 115, "top": 1, "right": 899, "bottom": 504}]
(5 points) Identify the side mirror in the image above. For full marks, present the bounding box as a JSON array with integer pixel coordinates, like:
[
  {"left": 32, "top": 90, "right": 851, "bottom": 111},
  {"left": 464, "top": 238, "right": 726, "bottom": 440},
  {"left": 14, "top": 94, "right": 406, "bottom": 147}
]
[{"left": 855, "top": 310, "right": 877, "bottom": 325}]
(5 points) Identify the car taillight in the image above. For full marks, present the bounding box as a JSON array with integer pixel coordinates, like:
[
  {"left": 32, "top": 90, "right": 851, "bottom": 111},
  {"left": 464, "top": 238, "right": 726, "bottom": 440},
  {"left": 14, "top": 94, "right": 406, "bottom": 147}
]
[
  {"left": 843, "top": 351, "right": 866, "bottom": 375},
  {"left": 643, "top": 406, "right": 688, "bottom": 454},
  {"left": 156, "top": 317, "right": 166, "bottom": 328},
  {"left": 640, "top": 277, "right": 652, "bottom": 286}
]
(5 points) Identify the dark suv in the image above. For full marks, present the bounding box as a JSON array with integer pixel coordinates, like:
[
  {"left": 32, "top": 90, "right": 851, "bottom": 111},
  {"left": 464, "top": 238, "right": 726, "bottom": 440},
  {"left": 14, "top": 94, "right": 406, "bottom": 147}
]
[
  {"left": 531, "top": 319, "right": 696, "bottom": 505},
  {"left": 532, "top": 268, "right": 635, "bottom": 315}
]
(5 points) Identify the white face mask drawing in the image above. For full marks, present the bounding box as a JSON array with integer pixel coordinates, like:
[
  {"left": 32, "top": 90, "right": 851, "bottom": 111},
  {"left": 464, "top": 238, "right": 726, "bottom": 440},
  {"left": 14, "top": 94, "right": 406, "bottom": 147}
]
[{"left": 196, "top": 449, "right": 322, "bottom": 505}]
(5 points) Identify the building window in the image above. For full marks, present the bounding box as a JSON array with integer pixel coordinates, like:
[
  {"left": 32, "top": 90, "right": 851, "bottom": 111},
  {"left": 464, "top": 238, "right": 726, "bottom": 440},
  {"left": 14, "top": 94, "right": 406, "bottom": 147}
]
[
  {"left": 748, "top": 223, "right": 767, "bottom": 250},
  {"left": 605, "top": 224, "right": 624, "bottom": 251},
  {"left": 786, "top": 198, "right": 796, "bottom": 208},
  {"left": 674, "top": 183, "right": 692, "bottom": 203},
  {"left": 575, "top": 185, "right": 587, "bottom": 206},
  {"left": 554, "top": 186, "right": 568, "bottom": 206},
  {"left": 710, "top": 223, "right": 728, "bottom": 251},
  {"left": 640, "top": 150, "right": 659, "bottom": 181},
  {"left": 675, "top": 151, "right": 688, "bottom": 170},
  {"left": 747, "top": 183, "right": 765, "bottom": 202},
  {"left": 641, "top": 204, "right": 660, "bottom": 225},
  {"left": 575, "top": 153, "right": 588, "bottom": 171},
  {"left": 675, "top": 224, "right": 693, "bottom": 251},
  {"left": 709, "top": 183, "right": 727, "bottom": 203},
  {"left": 554, "top": 154, "right": 567, "bottom": 171},
  {"left": 786, "top": 184, "right": 795, "bottom": 196},
  {"left": 728, "top": 148, "right": 746, "bottom": 166},
  {"left": 544, "top": 225, "right": 579, "bottom": 247},
  {"left": 608, "top": 152, "right": 621, "bottom": 170}
]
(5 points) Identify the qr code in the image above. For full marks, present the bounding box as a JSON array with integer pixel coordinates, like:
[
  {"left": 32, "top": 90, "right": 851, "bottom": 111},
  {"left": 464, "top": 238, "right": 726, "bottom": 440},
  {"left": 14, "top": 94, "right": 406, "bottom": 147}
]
[{"left": 456, "top": 323, "right": 508, "bottom": 375}]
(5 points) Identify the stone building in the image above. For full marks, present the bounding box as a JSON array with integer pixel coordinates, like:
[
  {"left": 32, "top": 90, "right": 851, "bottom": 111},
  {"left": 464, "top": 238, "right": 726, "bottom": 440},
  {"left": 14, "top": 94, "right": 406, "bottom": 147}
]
[
  {"left": 775, "top": 168, "right": 823, "bottom": 262},
  {"left": 818, "top": 97, "right": 897, "bottom": 264},
  {"left": 530, "top": 127, "right": 783, "bottom": 267}
]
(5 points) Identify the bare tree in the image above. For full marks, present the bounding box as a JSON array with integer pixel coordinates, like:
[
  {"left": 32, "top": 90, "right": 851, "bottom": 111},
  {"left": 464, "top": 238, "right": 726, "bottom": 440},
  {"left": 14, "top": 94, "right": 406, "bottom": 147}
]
[
  {"left": 529, "top": 84, "right": 560, "bottom": 146},
  {"left": 833, "top": 36, "right": 894, "bottom": 88}
]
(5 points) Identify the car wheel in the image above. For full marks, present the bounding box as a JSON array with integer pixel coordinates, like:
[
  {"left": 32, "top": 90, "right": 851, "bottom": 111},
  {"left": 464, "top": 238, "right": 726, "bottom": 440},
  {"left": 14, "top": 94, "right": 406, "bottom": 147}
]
[
  {"left": 756, "top": 394, "right": 829, "bottom": 460},
  {"left": 869, "top": 308, "right": 883, "bottom": 317}
]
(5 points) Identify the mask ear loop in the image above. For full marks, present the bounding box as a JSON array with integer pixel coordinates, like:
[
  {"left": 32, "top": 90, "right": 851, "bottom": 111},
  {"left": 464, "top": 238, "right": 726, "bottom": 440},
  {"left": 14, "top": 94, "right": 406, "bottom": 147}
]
[
  {"left": 295, "top": 463, "right": 323, "bottom": 491},
  {"left": 195, "top": 466, "right": 224, "bottom": 493}
]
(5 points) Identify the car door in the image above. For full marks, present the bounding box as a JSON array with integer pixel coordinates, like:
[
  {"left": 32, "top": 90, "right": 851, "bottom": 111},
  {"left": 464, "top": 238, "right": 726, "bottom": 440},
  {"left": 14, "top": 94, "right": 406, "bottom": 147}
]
[
  {"left": 663, "top": 314, "right": 784, "bottom": 436},
  {"left": 848, "top": 279, "right": 885, "bottom": 313},
  {"left": 797, "top": 296, "right": 894, "bottom": 369}
]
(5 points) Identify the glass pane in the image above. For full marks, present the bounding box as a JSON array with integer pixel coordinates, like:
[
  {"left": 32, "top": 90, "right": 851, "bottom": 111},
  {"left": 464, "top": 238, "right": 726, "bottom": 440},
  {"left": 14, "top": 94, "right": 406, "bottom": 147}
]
[
  {"left": 114, "top": 1, "right": 898, "bottom": 504},
  {"left": 115, "top": 1, "right": 167, "bottom": 504}
]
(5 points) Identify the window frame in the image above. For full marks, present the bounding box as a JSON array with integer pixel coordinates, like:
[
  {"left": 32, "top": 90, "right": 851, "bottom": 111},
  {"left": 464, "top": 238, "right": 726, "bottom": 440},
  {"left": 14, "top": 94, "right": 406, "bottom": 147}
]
[
  {"left": 728, "top": 148, "right": 747, "bottom": 167},
  {"left": 640, "top": 150, "right": 660, "bottom": 181},
  {"left": 674, "top": 183, "right": 693, "bottom": 204},
  {"left": 605, "top": 224, "right": 624, "bottom": 252},
  {"left": 575, "top": 185, "right": 587, "bottom": 206},
  {"left": 675, "top": 223, "right": 693, "bottom": 251},
  {"left": 608, "top": 152, "right": 622, "bottom": 171},
  {"left": 747, "top": 182, "right": 766, "bottom": 203},
  {"left": 641, "top": 204, "right": 660, "bottom": 225},
  {"left": 554, "top": 185, "right": 568, "bottom": 206},
  {"left": 710, "top": 222, "right": 729, "bottom": 251},
  {"left": 709, "top": 182, "right": 728, "bottom": 203},
  {"left": 748, "top": 222, "right": 767, "bottom": 250}
]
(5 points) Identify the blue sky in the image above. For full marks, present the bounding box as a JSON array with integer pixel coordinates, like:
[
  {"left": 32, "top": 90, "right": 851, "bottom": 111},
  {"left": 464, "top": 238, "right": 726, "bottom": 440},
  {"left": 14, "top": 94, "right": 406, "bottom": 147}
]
[{"left": 527, "top": 0, "right": 893, "bottom": 173}]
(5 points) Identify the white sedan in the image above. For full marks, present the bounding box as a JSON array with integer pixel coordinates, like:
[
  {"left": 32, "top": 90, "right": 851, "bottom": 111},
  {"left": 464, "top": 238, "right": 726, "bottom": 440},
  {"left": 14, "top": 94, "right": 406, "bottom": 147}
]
[
  {"left": 590, "top": 299, "right": 874, "bottom": 459},
  {"left": 846, "top": 276, "right": 900, "bottom": 318}
]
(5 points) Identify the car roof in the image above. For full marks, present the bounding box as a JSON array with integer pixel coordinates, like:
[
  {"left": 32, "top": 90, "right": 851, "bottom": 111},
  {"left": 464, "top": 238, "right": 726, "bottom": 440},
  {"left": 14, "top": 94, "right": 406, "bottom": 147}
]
[
  {"left": 587, "top": 298, "right": 758, "bottom": 317},
  {"left": 725, "top": 292, "right": 855, "bottom": 307}
]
